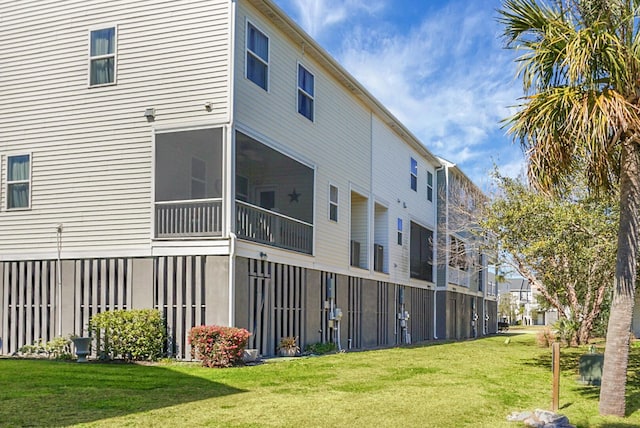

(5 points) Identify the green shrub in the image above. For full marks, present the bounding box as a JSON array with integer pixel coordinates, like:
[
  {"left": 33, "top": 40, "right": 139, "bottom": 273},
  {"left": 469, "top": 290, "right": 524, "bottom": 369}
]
[
  {"left": 89, "top": 309, "right": 166, "bottom": 361},
  {"left": 188, "top": 325, "right": 251, "bottom": 368},
  {"left": 554, "top": 318, "right": 579, "bottom": 346},
  {"left": 304, "top": 342, "right": 337, "bottom": 355},
  {"left": 18, "top": 337, "right": 72, "bottom": 360}
]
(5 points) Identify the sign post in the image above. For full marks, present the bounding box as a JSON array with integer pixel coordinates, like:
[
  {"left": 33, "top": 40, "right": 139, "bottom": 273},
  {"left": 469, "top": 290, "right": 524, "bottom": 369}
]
[{"left": 552, "top": 342, "right": 560, "bottom": 412}]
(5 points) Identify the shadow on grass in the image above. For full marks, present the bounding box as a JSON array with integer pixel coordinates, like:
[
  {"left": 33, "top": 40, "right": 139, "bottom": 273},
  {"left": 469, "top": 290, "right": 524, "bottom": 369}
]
[
  {"left": 0, "top": 359, "right": 245, "bottom": 426},
  {"left": 521, "top": 345, "right": 640, "bottom": 417}
]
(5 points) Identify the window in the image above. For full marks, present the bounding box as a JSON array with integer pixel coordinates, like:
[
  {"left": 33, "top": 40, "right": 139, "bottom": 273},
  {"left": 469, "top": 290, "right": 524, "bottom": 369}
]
[
  {"left": 427, "top": 171, "right": 433, "bottom": 202},
  {"left": 397, "top": 218, "right": 403, "bottom": 245},
  {"left": 410, "top": 222, "right": 434, "bottom": 282},
  {"left": 329, "top": 184, "right": 338, "bottom": 222},
  {"left": 89, "top": 27, "right": 116, "bottom": 86},
  {"left": 246, "top": 22, "right": 269, "bottom": 90},
  {"left": 410, "top": 158, "right": 418, "bottom": 191},
  {"left": 7, "top": 154, "right": 31, "bottom": 209},
  {"left": 191, "top": 157, "right": 206, "bottom": 199},
  {"left": 298, "top": 64, "right": 314, "bottom": 121}
]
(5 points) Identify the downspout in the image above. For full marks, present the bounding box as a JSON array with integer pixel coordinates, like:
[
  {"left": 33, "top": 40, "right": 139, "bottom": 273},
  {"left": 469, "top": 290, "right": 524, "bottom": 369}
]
[
  {"left": 228, "top": 232, "right": 236, "bottom": 327},
  {"left": 433, "top": 165, "right": 445, "bottom": 340},
  {"left": 56, "top": 224, "right": 63, "bottom": 336}
]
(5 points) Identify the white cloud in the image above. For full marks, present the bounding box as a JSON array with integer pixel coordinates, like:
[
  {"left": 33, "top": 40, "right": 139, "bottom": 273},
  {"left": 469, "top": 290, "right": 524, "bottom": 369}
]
[
  {"left": 275, "top": 0, "right": 526, "bottom": 186},
  {"left": 287, "top": 0, "right": 386, "bottom": 38},
  {"left": 333, "top": 1, "right": 524, "bottom": 185}
]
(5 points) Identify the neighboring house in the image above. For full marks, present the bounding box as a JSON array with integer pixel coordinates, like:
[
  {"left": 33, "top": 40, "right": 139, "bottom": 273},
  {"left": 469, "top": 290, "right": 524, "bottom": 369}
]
[
  {"left": 497, "top": 277, "right": 557, "bottom": 326},
  {"left": 436, "top": 159, "right": 498, "bottom": 339},
  {"left": 0, "top": 0, "right": 497, "bottom": 358}
]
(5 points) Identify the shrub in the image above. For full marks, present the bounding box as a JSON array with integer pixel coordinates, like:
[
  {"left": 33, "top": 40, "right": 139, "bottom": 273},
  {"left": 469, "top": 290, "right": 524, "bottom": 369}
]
[
  {"left": 189, "top": 325, "right": 251, "bottom": 368},
  {"left": 536, "top": 328, "right": 555, "bottom": 348},
  {"left": 18, "top": 337, "right": 72, "bottom": 360},
  {"left": 304, "top": 342, "right": 337, "bottom": 355},
  {"left": 89, "top": 309, "right": 166, "bottom": 361},
  {"left": 554, "top": 318, "right": 579, "bottom": 346}
]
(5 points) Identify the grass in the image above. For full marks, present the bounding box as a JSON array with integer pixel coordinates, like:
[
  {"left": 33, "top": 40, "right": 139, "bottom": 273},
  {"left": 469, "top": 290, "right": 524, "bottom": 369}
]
[{"left": 1, "top": 333, "right": 639, "bottom": 427}]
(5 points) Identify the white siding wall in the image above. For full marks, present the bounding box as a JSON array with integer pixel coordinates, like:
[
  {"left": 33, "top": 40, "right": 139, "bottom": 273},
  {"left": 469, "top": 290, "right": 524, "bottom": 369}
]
[
  {"left": 234, "top": 2, "right": 372, "bottom": 269},
  {"left": 371, "top": 116, "right": 437, "bottom": 285},
  {"left": 0, "top": 0, "right": 232, "bottom": 258}
]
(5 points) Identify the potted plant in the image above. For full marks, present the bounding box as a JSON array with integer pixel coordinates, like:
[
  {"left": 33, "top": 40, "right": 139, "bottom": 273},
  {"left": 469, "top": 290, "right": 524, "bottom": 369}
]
[
  {"left": 71, "top": 335, "right": 92, "bottom": 363},
  {"left": 278, "top": 336, "right": 299, "bottom": 357}
]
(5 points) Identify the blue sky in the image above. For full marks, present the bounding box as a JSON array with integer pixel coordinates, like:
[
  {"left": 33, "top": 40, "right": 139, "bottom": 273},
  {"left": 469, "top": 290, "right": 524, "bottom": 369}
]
[{"left": 272, "top": 0, "right": 526, "bottom": 188}]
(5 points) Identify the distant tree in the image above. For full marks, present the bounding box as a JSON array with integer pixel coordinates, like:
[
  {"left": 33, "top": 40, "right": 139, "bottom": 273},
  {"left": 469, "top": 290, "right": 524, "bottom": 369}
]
[
  {"left": 498, "top": 0, "right": 640, "bottom": 415},
  {"left": 437, "top": 170, "right": 491, "bottom": 291},
  {"left": 482, "top": 173, "right": 617, "bottom": 345}
]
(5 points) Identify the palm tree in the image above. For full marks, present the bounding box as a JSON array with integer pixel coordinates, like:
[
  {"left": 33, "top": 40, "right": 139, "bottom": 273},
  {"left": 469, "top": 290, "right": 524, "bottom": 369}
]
[{"left": 498, "top": 0, "right": 640, "bottom": 416}]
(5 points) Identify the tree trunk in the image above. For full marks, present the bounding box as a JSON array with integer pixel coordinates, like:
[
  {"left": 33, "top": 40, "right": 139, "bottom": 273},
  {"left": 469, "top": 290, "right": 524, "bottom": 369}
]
[{"left": 599, "top": 139, "right": 640, "bottom": 416}]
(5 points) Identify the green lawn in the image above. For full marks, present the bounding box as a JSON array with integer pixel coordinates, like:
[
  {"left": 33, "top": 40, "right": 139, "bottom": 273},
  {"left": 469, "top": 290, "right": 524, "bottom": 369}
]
[{"left": 1, "top": 333, "right": 639, "bottom": 427}]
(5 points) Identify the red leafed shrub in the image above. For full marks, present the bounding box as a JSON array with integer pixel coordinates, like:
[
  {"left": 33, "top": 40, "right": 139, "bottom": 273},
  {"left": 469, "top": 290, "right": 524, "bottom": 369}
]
[{"left": 188, "top": 325, "right": 251, "bottom": 368}]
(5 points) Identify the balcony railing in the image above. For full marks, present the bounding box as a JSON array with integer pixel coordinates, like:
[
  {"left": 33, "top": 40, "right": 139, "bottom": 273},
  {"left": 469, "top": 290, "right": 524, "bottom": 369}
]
[
  {"left": 236, "top": 201, "right": 313, "bottom": 254},
  {"left": 155, "top": 199, "right": 223, "bottom": 238},
  {"left": 448, "top": 267, "right": 470, "bottom": 287}
]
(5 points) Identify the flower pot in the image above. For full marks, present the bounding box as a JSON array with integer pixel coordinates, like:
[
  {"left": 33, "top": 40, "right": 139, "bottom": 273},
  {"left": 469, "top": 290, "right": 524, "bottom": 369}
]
[
  {"left": 279, "top": 347, "right": 297, "bottom": 357},
  {"left": 72, "top": 337, "right": 92, "bottom": 363},
  {"left": 243, "top": 348, "right": 259, "bottom": 363}
]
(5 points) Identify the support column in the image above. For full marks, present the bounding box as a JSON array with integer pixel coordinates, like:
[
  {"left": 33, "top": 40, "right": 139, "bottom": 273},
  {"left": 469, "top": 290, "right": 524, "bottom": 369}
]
[
  {"left": 234, "top": 257, "right": 249, "bottom": 330},
  {"left": 131, "top": 258, "right": 154, "bottom": 309},
  {"left": 60, "top": 260, "right": 75, "bottom": 337},
  {"left": 304, "top": 269, "right": 321, "bottom": 346},
  {"left": 204, "top": 255, "right": 230, "bottom": 326}
]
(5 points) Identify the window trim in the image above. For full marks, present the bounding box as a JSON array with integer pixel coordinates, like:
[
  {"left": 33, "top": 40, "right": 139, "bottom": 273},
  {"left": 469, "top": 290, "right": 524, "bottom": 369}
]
[
  {"left": 410, "top": 157, "right": 418, "bottom": 191},
  {"left": 329, "top": 183, "right": 338, "bottom": 222},
  {"left": 6, "top": 153, "right": 32, "bottom": 211},
  {"left": 88, "top": 25, "right": 118, "bottom": 87},
  {"left": 297, "top": 63, "right": 315, "bottom": 122},
  {"left": 245, "top": 20, "right": 270, "bottom": 91}
]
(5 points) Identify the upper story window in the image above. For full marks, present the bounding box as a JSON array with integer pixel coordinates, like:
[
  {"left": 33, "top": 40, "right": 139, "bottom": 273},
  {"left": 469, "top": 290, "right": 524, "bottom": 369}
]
[
  {"left": 298, "top": 64, "right": 315, "bottom": 121},
  {"left": 89, "top": 27, "right": 116, "bottom": 86},
  {"left": 427, "top": 171, "right": 433, "bottom": 202},
  {"left": 397, "top": 218, "right": 403, "bottom": 245},
  {"left": 410, "top": 158, "right": 418, "bottom": 191},
  {"left": 246, "top": 22, "right": 269, "bottom": 91},
  {"left": 7, "top": 154, "right": 31, "bottom": 210},
  {"left": 329, "top": 184, "right": 338, "bottom": 222}
]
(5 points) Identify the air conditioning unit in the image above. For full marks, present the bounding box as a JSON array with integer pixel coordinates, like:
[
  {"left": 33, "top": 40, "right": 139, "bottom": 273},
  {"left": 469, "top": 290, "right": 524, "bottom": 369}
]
[
  {"left": 350, "top": 240, "right": 361, "bottom": 267},
  {"left": 374, "top": 244, "right": 384, "bottom": 272}
]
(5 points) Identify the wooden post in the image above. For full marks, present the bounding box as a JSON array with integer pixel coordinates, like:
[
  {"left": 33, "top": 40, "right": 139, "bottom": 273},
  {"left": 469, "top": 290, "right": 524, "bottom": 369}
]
[{"left": 552, "top": 341, "right": 560, "bottom": 412}]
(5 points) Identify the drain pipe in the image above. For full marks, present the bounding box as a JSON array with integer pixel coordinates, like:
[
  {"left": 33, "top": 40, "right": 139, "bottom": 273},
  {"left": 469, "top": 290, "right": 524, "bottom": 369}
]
[
  {"left": 394, "top": 284, "right": 398, "bottom": 342},
  {"left": 433, "top": 288, "right": 438, "bottom": 340},
  {"left": 433, "top": 164, "right": 445, "bottom": 340},
  {"left": 228, "top": 232, "right": 237, "bottom": 327},
  {"left": 56, "top": 224, "right": 63, "bottom": 337}
]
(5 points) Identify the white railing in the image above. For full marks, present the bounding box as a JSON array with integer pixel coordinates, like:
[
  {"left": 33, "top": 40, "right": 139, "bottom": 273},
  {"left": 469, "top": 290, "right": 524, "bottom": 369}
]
[
  {"left": 236, "top": 201, "right": 313, "bottom": 254},
  {"left": 155, "top": 199, "right": 223, "bottom": 238}
]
